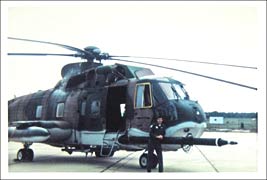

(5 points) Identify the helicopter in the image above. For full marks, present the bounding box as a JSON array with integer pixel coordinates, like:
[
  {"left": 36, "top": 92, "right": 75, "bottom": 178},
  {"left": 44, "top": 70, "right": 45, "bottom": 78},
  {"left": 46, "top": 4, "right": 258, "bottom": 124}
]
[{"left": 7, "top": 37, "right": 256, "bottom": 169}]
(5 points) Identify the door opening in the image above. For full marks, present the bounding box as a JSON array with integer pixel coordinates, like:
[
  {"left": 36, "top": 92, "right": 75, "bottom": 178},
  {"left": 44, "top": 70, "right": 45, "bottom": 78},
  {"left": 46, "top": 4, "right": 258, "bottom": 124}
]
[{"left": 106, "top": 86, "right": 127, "bottom": 132}]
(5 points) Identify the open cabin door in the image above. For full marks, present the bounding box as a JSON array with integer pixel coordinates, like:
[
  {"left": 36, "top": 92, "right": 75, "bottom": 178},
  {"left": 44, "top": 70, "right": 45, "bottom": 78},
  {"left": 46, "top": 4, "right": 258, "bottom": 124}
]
[{"left": 106, "top": 86, "right": 127, "bottom": 132}]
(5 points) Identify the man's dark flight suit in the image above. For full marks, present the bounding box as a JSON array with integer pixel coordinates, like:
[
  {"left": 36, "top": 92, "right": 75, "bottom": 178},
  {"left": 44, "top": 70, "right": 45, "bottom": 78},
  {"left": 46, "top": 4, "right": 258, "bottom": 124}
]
[{"left": 147, "top": 122, "right": 166, "bottom": 172}]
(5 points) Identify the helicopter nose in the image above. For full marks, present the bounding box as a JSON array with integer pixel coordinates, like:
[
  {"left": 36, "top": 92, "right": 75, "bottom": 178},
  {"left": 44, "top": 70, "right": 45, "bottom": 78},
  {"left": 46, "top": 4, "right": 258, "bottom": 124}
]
[
  {"left": 192, "top": 105, "right": 205, "bottom": 123},
  {"left": 164, "top": 100, "right": 207, "bottom": 137},
  {"left": 183, "top": 100, "right": 207, "bottom": 123},
  {"left": 154, "top": 100, "right": 206, "bottom": 124}
]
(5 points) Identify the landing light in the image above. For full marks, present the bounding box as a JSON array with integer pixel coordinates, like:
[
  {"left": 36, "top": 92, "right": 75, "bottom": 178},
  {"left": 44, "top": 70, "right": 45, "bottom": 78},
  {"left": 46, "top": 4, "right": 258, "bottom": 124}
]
[{"left": 184, "top": 128, "right": 190, "bottom": 133}]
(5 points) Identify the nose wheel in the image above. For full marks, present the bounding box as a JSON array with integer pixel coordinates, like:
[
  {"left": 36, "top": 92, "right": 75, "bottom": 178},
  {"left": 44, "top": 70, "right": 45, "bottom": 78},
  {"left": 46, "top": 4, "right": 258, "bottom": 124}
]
[
  {"left": 139, "top": 153, "right": 158, "bottom": 169},
  {"left": 16, "top": 143, "right": 34, "bottom": 162}
]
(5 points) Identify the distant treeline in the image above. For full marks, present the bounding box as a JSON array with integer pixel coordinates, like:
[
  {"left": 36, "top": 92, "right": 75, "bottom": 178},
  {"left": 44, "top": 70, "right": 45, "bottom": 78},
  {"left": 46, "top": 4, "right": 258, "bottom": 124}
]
[{"left": 206, "top": 112, "right": 257, "bottom": 118}]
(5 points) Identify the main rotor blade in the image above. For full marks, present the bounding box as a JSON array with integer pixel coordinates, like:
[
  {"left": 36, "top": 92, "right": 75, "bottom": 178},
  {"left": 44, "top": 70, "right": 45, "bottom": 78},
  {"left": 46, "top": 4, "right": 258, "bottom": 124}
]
[
  {"left": 8, "top": 53, "right": 82, "bottom": 57},
  {"left": 8, "top": 37, "right": 87, "bottom": 55},
  {"left": 110, "top": 55, "right": 257, "bottom": 69},
  {"left": 110, "top": 58, "right": 257, "bottom": 90}
]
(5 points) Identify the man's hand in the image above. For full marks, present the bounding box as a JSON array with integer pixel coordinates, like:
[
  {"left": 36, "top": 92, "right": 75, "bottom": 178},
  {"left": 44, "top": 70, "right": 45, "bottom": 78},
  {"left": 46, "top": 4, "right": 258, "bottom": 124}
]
[{"left": 156, "top": 135, "right": 163, "bottom": 139}]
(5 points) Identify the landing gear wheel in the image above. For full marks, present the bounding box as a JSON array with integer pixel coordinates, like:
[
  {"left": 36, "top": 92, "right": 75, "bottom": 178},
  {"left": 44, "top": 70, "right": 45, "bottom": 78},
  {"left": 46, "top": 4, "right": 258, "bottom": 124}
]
[
  {"left": 17, "top": 149, "right": 25, "bottom": 161},
  {"left": 139, "top": 153, "right": 148, "bottom": 169},
  {"left": 139, "top": 153, "right": 158, "bottom": 169},
  {"left": 25, "top": 149, "right": 34, "bottom": 161},
  {"left": 17, "top": 148, "right": 34, "bottom": 161}
]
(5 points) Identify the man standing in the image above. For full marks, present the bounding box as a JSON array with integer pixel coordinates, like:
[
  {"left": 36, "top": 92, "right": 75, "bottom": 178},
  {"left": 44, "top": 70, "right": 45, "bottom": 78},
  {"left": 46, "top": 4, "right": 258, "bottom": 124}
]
[{"left": 147, "top": 116, "right": 166, "bottom": 173}]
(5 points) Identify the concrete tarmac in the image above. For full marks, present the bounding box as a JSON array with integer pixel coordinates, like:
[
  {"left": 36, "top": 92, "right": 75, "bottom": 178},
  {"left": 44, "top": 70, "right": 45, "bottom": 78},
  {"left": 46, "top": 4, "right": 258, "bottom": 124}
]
[{"left": 8, "top": 132, "right": 257, "bottom": 173}]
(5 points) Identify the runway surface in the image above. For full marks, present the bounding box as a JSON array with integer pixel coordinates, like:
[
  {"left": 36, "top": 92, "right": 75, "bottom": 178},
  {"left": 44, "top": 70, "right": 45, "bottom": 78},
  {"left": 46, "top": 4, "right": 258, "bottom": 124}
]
[{"left": 8, "top": 132, "right": 257, "bottom": 173}]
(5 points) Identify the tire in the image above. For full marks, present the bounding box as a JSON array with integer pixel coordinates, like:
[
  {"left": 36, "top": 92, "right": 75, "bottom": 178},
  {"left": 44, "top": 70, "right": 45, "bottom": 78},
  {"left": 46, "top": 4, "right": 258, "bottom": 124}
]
[
  {"left": 17, "top": 149, "right": 34, "bottom": 161},
  {"left": 139, "top": 153, "right": 148, "bottom": 169},
  {"left": 17, "top": 149, "right": 25, "bottom": 161},
  {"left": 25, "top": 149, "right": 34, "bottom": 161}
]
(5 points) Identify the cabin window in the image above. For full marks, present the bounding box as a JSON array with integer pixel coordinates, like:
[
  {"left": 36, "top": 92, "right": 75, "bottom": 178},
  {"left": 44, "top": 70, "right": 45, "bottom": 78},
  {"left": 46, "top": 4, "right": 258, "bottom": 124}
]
[
  {"left": 135, "top": 83, "right": 152, "bottom": 108},
  {"left": 91, "top": 100, "right": 100, "bottom": 115},
  {"left": 36, "top": 105, "right": 42, "bottom": 118},
  {"left": 81, "top": 101, "right": 86, "bottom": 116},
  {"left": 56, "top": 103, "right": 65, "bottom": 118}
]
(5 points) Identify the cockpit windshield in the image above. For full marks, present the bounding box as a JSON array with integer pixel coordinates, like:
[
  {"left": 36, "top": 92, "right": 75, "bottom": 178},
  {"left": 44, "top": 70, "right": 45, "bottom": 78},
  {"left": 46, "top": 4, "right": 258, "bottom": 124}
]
[{"left": 158, "top": 82, "right": 188, "bottom": 100}]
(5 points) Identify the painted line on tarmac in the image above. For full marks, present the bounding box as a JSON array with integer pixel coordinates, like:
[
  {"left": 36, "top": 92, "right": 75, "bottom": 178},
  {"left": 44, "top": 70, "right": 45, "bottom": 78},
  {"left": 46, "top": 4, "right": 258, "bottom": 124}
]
[
  {"left": 100, "top": 152, "right": 135, "bottom": 172},
  {"left": 195, "top": 146, "right": 219, "bottom": 172},
  {"left": 106, "top": 152, "right": 138, "bottom": 172}
]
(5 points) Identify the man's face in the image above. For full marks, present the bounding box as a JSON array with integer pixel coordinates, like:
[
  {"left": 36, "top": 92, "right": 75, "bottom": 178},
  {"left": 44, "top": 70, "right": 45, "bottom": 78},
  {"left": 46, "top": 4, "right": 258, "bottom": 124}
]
[{"left": 157, "top": 117, "right": 163, "bottom": 124}]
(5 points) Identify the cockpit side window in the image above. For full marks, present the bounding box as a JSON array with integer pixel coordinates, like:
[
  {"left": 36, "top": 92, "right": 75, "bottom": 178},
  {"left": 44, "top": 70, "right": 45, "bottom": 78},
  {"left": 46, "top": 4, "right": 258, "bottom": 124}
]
[
  {"left": 135, "top": 83, "right": 152, "bottom": 108},
  {"left": 159, "top": 82, "right": 188, "bottom": 100}
]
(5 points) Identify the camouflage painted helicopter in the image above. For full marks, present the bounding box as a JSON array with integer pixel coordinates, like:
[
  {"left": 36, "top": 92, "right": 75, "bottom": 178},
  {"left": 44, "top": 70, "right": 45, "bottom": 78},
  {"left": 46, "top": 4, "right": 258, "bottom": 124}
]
[{"left": 8, "top": 37, "right": 256, "bottom": 169}]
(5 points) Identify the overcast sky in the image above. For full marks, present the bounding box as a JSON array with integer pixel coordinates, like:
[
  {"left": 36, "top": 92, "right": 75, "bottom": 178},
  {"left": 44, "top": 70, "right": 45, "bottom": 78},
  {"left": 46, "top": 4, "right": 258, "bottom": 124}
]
[
  {"left": 1, "top": 1, "right": 266, "bottom": 179},
  {"left": 3, "top": 1, "right": 265, "bottom": 113}
]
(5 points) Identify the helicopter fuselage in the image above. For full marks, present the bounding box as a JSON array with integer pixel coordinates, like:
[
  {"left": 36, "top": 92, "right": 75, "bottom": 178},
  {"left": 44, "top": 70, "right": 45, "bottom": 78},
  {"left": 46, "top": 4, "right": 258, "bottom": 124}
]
[
  {"left": 8, "top": 64, "right": 207, "bottom": 153},
  {"left": 7, "top": 37, "right": 240, "bottom": 166}
]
